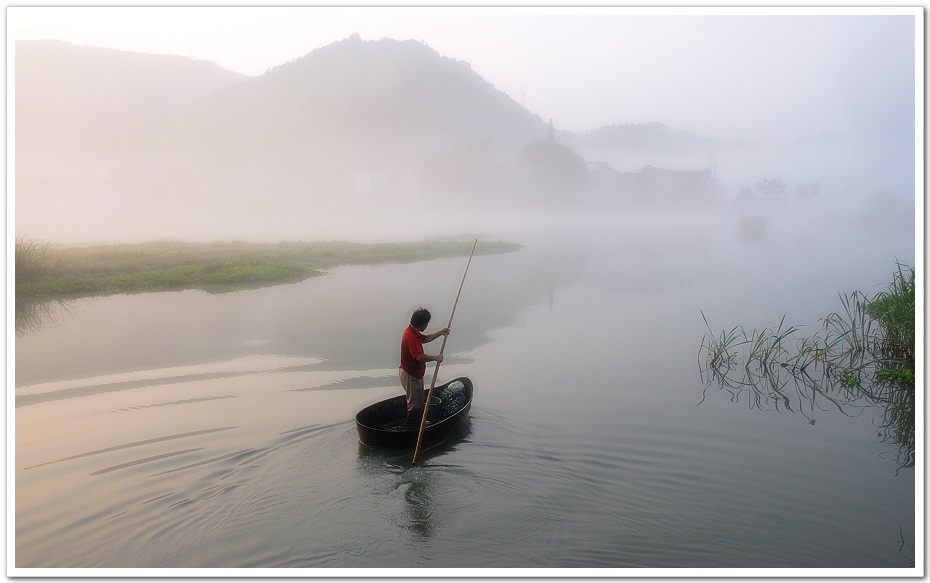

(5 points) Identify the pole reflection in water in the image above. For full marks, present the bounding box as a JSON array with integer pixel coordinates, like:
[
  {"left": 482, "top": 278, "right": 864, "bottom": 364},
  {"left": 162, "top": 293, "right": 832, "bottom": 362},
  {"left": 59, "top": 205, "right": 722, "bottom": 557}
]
[{"left": 357, "top": 419, "right": 473, "bottom": 541}]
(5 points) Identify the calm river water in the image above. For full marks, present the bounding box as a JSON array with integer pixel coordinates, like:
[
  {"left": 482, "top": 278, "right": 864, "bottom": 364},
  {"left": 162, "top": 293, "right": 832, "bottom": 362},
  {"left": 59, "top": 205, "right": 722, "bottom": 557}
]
[{"left": 13, "top": 209, "right": 918, "bottom": 574}]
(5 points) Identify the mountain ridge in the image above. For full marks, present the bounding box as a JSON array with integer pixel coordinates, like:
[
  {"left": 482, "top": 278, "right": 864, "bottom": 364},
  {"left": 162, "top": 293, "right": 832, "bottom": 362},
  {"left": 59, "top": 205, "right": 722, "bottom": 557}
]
[{"left": 14, "top": 37, "right": 720, "bottom": 241}]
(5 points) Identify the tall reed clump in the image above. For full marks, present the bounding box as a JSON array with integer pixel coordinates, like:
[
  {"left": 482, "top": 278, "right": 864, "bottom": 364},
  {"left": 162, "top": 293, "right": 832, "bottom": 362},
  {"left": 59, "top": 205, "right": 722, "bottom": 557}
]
[
  {"left": 700, "top": 261, "right": 915, "bottom": 388},
  {"left": 866, "top": 261, "right": 915, "bottom": 365},
  {"left": 15, "top": 236, "right": 60, "bottom": 286}
]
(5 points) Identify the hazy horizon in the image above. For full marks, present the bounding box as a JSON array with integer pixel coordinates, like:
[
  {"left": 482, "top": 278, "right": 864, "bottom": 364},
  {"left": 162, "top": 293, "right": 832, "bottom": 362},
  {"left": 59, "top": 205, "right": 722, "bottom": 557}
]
[
  {"left": 9, "top": 7, "right": 919, "bottom": 144},
  {"left": 9, "top": 7, "right": 920, "bottom": 246}
]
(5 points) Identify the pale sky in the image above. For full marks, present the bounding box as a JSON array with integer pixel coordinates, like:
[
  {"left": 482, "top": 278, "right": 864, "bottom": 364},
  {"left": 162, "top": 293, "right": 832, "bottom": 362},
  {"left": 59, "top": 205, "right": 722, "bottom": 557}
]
[{"left": 8, "top": 6, "right": 920, "bottom": 144}]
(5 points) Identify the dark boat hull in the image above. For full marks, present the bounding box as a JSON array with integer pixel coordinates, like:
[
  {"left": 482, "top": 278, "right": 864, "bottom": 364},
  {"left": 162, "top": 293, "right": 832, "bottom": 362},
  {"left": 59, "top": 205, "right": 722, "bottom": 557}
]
[{"left": 355, "top": 377, "right": 473, "bottom": 448}]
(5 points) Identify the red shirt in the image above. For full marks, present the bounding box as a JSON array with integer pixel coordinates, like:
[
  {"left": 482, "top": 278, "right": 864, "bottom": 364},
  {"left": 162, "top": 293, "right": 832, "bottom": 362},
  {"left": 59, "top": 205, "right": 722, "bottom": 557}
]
[{"left": 400, "top": 326, "right": 427, "bottom": 379}]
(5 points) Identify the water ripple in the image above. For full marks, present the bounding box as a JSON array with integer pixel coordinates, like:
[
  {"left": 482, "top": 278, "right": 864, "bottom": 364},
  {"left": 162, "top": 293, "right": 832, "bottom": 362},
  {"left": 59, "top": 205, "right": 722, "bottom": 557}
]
[
  {"left": 91, "top": 448, "right": 205, "bottom": 475},
  {"left": 23, "top": 426, "right": 237, "bottom": 470}
]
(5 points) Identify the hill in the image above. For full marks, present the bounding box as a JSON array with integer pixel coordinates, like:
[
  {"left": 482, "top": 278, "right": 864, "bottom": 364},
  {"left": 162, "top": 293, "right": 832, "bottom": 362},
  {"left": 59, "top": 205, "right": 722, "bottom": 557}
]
[
  {"left": 155, "top": 34, "right": 552, "bottom": 209},
  {"left": 14, "top": 37, "right": 717, "bottom": 242}
]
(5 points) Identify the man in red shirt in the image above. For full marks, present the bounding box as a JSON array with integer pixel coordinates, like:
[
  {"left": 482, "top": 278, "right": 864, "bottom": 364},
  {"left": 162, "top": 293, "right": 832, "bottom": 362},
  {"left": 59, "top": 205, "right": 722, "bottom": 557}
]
[{"left": 400, "top": 307, "right": 450, "bottom": 427}]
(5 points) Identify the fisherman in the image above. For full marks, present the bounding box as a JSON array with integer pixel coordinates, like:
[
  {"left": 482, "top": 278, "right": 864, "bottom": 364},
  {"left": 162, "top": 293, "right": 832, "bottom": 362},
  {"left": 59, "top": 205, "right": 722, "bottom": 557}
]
[{"left": 399, "top": 307, "right": 450, "bottom": 428}]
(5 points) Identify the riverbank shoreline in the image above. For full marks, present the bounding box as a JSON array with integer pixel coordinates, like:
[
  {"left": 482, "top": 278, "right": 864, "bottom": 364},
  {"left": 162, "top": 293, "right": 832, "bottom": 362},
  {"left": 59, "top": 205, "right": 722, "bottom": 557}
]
[{"left": 15, "top": 238, "right": 520, "bottom": 299}]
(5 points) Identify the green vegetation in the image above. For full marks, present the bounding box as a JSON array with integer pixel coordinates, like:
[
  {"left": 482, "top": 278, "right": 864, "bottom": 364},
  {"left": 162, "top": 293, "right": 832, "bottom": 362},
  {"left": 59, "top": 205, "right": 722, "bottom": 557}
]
[
  {"left": 699, "top": 261, "right": 915, "bottom": 468},
  {"left": 866, "top": 262, "right": 915, "bottom": 363},
  {"left": 15, "top": 236, "right": 61, "bottom": 284},
  {"left": 700, "top": 261, "right": 915, "bottom": 387},
  {"left": 15, "top": 238, "right": 520, "bottom": 299}
]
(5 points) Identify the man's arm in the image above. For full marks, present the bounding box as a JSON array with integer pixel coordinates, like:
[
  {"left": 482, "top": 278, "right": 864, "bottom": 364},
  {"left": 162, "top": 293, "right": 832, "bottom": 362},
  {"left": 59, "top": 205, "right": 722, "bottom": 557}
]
[{"left": 423, "top": 327, "right": 450, "bottom": 343}]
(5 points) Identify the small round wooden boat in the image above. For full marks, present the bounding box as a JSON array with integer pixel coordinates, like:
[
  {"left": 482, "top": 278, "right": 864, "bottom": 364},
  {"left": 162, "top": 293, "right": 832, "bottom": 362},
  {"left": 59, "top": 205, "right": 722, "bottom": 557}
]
[{"left": 356, "top": 377, "right": 473, "bottom": 448}]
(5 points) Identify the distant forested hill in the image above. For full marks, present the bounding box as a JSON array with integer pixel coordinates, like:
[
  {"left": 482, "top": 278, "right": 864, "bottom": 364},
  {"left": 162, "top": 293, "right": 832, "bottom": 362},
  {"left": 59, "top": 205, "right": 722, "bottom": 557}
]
[
  {"left": 14, "top": 36, "right": 716, "bottom": 241},
  {"left": 156, "top": 34, "right": 552, "bottom": 208}
]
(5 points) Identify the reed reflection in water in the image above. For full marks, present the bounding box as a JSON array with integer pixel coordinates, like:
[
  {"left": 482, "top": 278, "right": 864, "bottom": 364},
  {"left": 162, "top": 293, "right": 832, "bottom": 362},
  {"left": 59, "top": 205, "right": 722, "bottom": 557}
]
[
  {"left": 698, "top": 278, "right": 916, "bottom": 471},
  {"left": 15, "top": 298, "right": 75, "bottom": 337}
]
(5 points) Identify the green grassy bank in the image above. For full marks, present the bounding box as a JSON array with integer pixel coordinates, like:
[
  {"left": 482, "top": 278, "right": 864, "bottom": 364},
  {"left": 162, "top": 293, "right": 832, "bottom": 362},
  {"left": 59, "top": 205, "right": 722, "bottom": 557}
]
[{"left": 15, "top": 238, "right": 520, "bottom": 299}]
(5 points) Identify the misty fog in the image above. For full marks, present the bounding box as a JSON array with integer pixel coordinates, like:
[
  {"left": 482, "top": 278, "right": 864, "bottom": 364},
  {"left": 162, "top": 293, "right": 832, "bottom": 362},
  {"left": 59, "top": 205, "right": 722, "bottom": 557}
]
[{"left": 12, "top": 27, "right": 917, "bottom": 249}]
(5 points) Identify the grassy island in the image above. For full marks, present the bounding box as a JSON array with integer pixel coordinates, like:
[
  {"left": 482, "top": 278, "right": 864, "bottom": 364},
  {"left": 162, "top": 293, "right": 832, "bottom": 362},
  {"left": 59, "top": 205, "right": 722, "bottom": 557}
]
[{"left": 15, "top": 238, "right": 520, "bottom": 299}]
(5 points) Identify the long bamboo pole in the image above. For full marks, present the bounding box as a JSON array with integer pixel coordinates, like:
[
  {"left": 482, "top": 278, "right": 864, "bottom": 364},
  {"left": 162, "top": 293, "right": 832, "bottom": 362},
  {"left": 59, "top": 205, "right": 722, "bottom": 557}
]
[{"left": 412, "top": 239, "right": 478, "bottom": 464}]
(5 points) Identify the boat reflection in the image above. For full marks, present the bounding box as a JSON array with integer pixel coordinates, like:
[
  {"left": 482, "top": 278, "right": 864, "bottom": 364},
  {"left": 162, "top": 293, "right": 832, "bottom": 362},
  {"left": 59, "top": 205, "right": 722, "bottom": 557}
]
[{"left": 357, "top": 419, "right": 472, "bottom": 539}]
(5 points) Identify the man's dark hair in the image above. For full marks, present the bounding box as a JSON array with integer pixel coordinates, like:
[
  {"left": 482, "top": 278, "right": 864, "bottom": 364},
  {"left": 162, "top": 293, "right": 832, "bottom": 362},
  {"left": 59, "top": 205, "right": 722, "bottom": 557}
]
[{"left": 410, "top": 307, "right": 431, "bottom": 329}]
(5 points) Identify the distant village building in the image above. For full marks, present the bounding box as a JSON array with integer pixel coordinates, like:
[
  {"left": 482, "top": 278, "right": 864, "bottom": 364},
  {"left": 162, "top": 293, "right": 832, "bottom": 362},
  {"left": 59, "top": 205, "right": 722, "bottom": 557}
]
[{"left": 589, "top": 162, "right": 717, "bottom": 206}]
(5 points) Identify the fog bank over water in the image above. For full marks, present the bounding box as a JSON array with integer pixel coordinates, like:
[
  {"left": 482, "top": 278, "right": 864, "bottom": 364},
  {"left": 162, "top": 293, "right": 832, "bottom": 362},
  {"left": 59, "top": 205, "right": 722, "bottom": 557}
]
[{"left": 49, "top": 187, "right": 913, "bottom": 254}]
